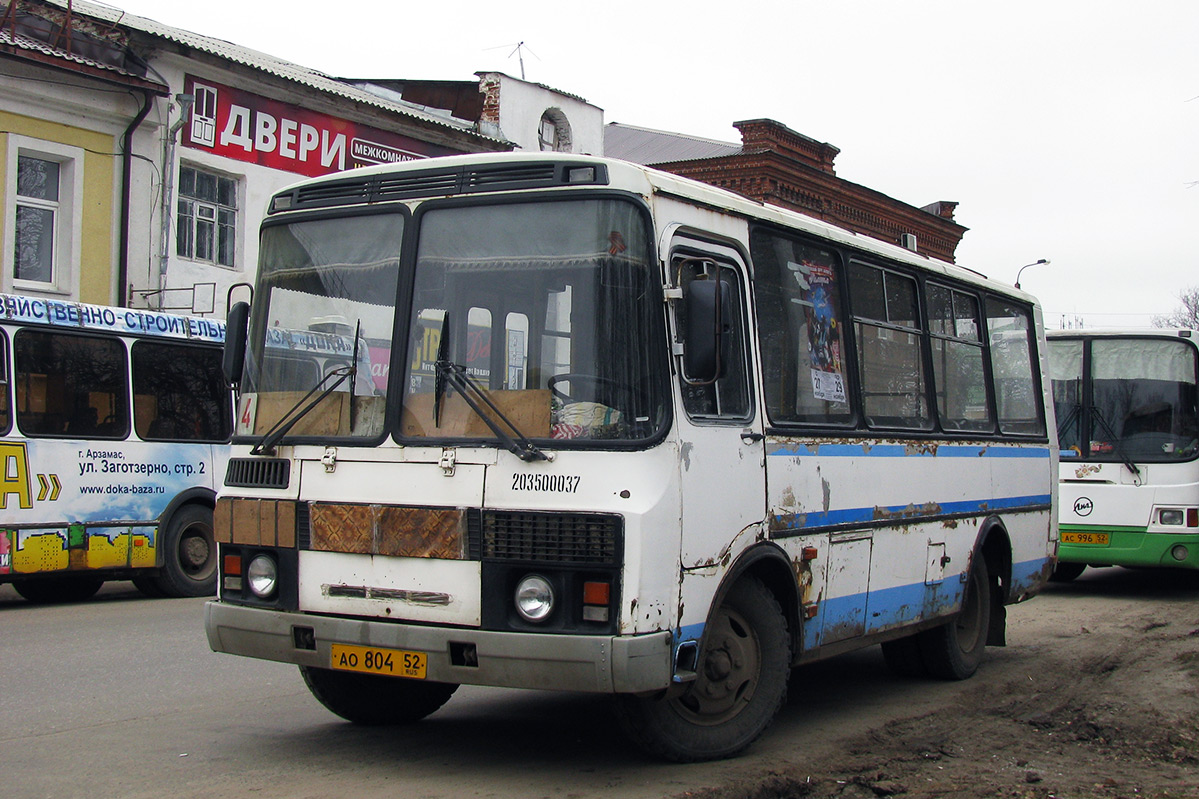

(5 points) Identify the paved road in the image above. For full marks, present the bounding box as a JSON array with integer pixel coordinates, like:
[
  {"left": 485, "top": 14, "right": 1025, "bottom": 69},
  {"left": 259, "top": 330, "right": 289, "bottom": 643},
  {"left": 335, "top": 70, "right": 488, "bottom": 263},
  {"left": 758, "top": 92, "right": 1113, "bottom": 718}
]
[{"left": 1, "top": 570, "right": 1188, "bottom": 799}]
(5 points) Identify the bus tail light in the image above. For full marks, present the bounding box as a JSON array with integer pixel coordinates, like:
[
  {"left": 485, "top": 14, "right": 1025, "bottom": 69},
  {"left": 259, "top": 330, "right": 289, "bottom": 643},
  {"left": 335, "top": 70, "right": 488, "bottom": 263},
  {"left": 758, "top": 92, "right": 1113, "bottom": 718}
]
[
  {"left": 582, "top": 580, "right": 610, "bottom": 623},
  {"left": 1188, "top": 509, "right": 1198, "bottom": 528}
]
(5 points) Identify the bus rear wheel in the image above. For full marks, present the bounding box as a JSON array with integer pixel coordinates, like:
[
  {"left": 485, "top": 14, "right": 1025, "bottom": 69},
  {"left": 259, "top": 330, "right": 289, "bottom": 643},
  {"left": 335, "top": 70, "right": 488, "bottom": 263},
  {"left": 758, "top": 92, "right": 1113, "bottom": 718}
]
[
  {"left": 918, "top": 556, "right": 992, "bottom": 680},
  {"left": 140, "top": 504, "right": 217, "bottom": 598},
  {"left": 614, "top": 576, "right": 790, "bottom": 762},
  {"left": 299, "top": 666, "right": 458, "bottom": 724},
  {"left": 14, "top": 576, "right": 104, "bottom": 604}
]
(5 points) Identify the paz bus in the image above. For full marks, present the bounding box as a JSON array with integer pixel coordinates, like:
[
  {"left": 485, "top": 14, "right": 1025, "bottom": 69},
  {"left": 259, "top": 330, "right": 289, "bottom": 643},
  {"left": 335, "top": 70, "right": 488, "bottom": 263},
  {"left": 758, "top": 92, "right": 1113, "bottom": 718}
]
[
  {"left": 0, "top": 293, "right": 231, "bottom": 602},
  {"left": 205, "top": 153, "right": 1056, "bottom": 761},
  {"left": 1047, "top": 328, "right": 1199, "bottom": 580}
]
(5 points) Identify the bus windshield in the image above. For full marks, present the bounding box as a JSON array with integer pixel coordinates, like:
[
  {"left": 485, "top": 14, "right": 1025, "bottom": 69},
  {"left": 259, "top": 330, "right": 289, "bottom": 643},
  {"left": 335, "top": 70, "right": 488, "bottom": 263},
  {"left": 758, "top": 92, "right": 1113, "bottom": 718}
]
[
  {"left": 1050, "top": 336, "right": 1199, "bottom": 462},
  {"left": 400, "top": 198, "right": 667, "bottom": 444},
  {"left": 238, "top": 214, "right": 402, "bottom": 439}
]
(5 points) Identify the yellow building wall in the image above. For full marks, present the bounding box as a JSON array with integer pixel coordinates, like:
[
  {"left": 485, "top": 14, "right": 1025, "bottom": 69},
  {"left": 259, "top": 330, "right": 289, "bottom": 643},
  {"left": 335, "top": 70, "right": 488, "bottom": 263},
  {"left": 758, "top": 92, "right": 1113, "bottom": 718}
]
[{"left": 0, "top": 111, "right": 118, "bottom": 305}]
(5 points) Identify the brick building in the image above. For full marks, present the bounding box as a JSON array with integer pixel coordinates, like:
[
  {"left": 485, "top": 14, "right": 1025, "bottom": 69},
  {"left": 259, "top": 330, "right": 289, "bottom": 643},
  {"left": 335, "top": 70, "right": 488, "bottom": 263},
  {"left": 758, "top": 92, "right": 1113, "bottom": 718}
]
[{"left": 606, "top": 118, "right": 967, "bottom": 263}]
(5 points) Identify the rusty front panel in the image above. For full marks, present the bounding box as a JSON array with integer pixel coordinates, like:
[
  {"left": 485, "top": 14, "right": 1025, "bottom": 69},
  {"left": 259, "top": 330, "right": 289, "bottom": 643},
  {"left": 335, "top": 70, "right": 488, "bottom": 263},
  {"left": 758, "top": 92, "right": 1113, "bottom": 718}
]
[
  {"left": 310, "top": 503, "right": 374, "bottom": 554},
  {"left": 214, "top": 498, "right": 232, "bottom": 544},
  {"left": 231, "top": 499, "right": 261, "bottom": 546},
  {"left": 226, "top": 499, "right": 298, "bottom": 548},
  {"left": 377, "top": 507, "right": 465, "bottom": 559},
  {"left": 276, "top": 501, "right": 296, "bottom": 548},
  {"left": 259, "top": 501, "right": 278, "bottom": 546}
]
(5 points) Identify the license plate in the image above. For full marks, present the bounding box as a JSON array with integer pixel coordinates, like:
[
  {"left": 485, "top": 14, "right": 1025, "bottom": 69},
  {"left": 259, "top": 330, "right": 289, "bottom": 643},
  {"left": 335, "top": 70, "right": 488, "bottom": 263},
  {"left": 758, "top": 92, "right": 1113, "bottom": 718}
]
[
  {"left": 1061, "top": 531, "right": 1110, "bottom": 545},
  {"left": 330, "top": 644, "right": 427, "bottom": 679}
]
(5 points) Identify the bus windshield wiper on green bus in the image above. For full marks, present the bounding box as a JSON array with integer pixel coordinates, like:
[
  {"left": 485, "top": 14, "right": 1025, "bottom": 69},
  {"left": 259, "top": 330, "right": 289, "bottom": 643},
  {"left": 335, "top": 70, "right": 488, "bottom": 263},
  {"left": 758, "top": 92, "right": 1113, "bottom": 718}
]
[
  {"left": 251, "top": 321, "right": 362, "bottom": 456},
  {"left": 1091, "top": 406, "right": 1141, "bottom": 480}
]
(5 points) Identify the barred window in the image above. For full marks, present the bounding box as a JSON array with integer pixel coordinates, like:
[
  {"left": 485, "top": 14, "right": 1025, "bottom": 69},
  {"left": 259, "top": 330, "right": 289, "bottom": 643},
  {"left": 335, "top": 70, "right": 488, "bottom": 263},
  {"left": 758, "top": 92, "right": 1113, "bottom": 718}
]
[{"left": 177, "top": 165, "right": 237, "bottom": 267}]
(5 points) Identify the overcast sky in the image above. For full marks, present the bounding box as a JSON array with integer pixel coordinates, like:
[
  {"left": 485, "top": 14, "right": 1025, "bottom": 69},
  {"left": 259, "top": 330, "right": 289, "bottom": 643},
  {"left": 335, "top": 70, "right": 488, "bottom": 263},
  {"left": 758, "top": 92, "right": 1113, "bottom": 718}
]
[{"left": 103, "top": 0, "right": 1198, "bottom": 329}]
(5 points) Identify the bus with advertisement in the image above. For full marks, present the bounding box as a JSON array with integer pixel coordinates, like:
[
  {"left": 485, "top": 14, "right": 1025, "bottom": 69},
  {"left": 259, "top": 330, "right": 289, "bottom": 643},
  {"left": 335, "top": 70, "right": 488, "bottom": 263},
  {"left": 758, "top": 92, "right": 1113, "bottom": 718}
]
[
  {"left": 1047, "top": 328, "right": 1199, "bottom": 580},
  {"left": 205, "top": 153, "right": 1057, "bottom": 761},
  {"left": 0, "top": 293, "right": 232, "bottom": 602}
]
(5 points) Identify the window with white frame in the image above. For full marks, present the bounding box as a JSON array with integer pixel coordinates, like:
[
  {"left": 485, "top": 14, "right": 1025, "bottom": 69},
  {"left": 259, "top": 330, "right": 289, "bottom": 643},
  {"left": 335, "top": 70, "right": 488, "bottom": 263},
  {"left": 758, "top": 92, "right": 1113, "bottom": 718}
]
[
  {"left": 14, "top": 155, "right": 61, "bottom": 284},
  {"left": 177, "top": 165, "right": 237, "bottom": 268},
  {"left": 7, "top": 138, "right": 79, "bottom": 294}
]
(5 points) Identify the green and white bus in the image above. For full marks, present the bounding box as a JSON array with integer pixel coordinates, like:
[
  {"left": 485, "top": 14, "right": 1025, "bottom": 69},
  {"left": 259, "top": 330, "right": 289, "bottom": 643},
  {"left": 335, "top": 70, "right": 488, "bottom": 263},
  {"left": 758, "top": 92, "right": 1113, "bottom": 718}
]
[{"left": 1048, "top": 328, "right": 1199, "bottom": 579}]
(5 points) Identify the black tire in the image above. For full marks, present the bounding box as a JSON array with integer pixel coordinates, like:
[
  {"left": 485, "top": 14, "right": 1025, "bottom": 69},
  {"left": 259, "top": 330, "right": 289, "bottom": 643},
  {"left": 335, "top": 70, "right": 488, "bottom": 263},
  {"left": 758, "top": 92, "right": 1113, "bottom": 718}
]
[
  {"left": 14, "top": 576, "right": 104, "bottom": 604},
  {"left": 880, "top": 633, "right": 928, "bottom": 678},
  {"left": 918, "top": 556, "right": 992, "bottom": 680},
  {"left": 1049, "top": 561, "right": 1087, "bottom": 583},
  {"left": 613, "top": 576, "right": 790, "bottom": 762},
  {"left": 131, "top": 575, "right": 168, "bottom": 598},
  {"left": 145, "top": 504, "right": 217, "bottom": 597},
  {"left": 299, "top": 666, "right": 458, "bottom": 724}
]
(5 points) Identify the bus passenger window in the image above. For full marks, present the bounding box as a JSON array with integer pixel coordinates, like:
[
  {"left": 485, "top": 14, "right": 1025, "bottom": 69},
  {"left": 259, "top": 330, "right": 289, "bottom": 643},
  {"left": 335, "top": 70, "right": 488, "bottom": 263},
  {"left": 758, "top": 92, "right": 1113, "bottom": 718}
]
[
  {"left": 13, "top": 330, "right": 129, "bottom": 438},
  {"left": 749, "top": 229, "right": 852, "bottom": 426},
  {"left": 986, "top": 299, "right": 1044, "bottom": 436},
  {"left": 927, "top": 284, "right": 992, "bottom": 433},
  {"left": 850, "top": 264, "right": 932, "bottom": 430},
  {"left": 132, "top": 341, "right": 231, "bottom": 442},
  {"left": 505, "top": 313, "right": 529, "bottom": 390},
  {"left": 0, "top": 335, "right": 9, "bottom": 434}
]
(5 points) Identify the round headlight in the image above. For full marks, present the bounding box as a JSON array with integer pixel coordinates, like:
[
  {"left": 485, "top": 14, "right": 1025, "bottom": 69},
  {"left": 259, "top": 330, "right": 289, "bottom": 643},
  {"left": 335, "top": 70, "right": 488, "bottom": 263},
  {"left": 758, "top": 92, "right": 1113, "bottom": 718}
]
[
  {"left": 515, "top": 574, "right": 555, "bottom": 623},
  {"left": 247, "top": 554, "right": 278, "bottom": 598}
]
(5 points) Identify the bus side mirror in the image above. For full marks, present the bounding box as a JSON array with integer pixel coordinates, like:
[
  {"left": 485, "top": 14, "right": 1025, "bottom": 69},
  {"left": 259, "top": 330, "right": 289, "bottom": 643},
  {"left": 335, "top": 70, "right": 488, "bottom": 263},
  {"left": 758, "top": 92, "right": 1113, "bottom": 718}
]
[
  {"left": 223, "top": 301, "right": 250, "bottom": 387},
  {"left": 683, "top": 278, "right": 732, "bottom": 385}
]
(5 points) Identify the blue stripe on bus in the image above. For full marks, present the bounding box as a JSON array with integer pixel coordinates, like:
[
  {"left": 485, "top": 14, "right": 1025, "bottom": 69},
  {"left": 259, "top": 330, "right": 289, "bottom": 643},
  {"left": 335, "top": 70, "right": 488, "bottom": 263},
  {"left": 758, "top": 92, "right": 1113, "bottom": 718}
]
[
  {"left": 768, "top": 443, "right": 1052, "bottom": 459},
  {"left": 677, "top": 556, "right": 1052, "bottom": 654},
  {"left": 771, "top": 494, "right": 1053, "bottom": 532}
]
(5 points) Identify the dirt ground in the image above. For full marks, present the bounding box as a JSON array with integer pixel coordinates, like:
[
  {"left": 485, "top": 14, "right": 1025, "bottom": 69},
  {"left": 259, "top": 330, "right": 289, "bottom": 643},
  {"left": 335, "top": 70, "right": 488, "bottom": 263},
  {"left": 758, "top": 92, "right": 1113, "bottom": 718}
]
[{"left": 682, "top": 567, "right": 1199, "bottom": 799}]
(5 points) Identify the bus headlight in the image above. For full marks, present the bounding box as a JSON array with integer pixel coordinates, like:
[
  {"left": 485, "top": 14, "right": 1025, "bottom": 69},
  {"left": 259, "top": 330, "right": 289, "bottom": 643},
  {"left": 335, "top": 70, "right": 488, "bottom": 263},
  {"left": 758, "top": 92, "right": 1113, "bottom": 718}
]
[
  {"left": 1159, "top": 509, "right": 1185, "bottom": 526},
  {"left": 247, "top": 554, "right": 278, "bottom": 598},
  {"left": 514, "top": 574, "right": 555, "bottom": 622}
]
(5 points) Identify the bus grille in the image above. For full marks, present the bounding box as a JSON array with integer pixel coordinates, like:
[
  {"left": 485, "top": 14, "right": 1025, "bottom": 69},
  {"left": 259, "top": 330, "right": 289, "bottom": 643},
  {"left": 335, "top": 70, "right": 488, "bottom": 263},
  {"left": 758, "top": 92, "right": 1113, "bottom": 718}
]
[
  {"left": 473, "top": 510, "right": 622, "bottom": 566},
  {"left": 224, "top": 457, "right": 290, "bottom": 489},
  {"left": 278, "top": 162, "right": 608, "bottom": 211}
]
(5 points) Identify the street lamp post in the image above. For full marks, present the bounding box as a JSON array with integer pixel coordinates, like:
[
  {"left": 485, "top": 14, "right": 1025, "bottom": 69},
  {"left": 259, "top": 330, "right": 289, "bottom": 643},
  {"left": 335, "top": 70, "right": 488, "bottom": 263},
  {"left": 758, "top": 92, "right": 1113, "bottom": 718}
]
[{"left": 1015, "top": 259, "right": 1050, "bottom": 290}]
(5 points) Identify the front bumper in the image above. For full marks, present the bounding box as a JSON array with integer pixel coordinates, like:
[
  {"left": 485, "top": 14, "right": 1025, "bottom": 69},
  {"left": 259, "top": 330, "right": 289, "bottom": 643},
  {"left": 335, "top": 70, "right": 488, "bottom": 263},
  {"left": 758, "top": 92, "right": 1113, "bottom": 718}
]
[{"left": 204, "top": 600, "right": 673, "bottom": 694}]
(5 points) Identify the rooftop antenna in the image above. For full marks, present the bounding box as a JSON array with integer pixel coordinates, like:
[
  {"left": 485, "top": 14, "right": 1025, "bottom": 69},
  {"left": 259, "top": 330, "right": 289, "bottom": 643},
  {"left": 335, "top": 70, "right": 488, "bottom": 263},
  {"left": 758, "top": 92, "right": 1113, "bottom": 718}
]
[{"left": 486, "top": 41, "right": 539, "bottom": 80}]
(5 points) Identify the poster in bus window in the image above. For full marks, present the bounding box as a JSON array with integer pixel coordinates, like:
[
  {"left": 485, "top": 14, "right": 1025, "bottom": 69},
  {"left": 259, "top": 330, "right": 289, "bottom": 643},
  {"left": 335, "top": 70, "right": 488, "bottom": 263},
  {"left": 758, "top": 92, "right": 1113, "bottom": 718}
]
[{"left": 796, "top": 260, "right": 846, "bottom": 403}]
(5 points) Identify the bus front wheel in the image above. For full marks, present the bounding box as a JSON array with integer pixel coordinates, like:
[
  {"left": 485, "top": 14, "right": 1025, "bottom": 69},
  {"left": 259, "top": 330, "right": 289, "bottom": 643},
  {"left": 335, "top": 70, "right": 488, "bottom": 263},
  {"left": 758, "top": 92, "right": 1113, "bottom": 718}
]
[
  {"left": 917, "top": 556, "right": 992, "bottom": 680},
  {"left": 141, "top": 504, "right": 217, "bottom": 598},
  {"left": 614, "top": 576, "right": 790, "bottom": 762},
  {"left": 299, "top": 666, "right": 458, "bottom": 724},
  {"left": 1049, "top": 562, "right": 1086, "bottom": 582}
]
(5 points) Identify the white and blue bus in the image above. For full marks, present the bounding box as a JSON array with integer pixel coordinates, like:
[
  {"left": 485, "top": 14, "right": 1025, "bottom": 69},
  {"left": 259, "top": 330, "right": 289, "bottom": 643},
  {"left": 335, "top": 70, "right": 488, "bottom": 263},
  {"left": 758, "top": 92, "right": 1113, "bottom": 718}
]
[
  {"left": 1048, "top": 328, "right": 1199, "bottom": 579},
  {"left": 206, "top": 153, "right": 1056, "bottom": 760},
  {"left": 0, "top": 294, "right": 231, "bottom": 602}
]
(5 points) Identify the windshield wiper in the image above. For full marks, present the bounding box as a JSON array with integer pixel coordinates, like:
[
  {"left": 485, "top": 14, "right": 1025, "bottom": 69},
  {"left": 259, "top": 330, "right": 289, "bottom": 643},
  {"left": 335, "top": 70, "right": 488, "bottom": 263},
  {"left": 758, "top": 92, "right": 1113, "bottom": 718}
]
[
  {"left": 430, "top": 312, "right": 547, "bottom": 462},
  {"left": 434, "top": 360, "right": 549, "bottom": 462},
  {"left": 1091, "top": 406, "right": 1141, "bottom": 479},
  {"left": 251, "top": 322, "right": 361, "bottom": 456},
  {"left": 1056, "top": 402, "right": 1081, "bottom": 445}
]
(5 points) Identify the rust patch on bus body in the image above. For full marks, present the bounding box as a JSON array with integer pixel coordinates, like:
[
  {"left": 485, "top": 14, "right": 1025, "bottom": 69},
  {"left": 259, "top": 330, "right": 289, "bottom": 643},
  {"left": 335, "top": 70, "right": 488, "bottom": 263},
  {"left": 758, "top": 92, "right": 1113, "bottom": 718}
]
[
  {"left": 309, "top": 503, "right": 467, "bottom": 559},
  {"left": 873, "top": 502, "right": 944, "bottom": 521}
]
